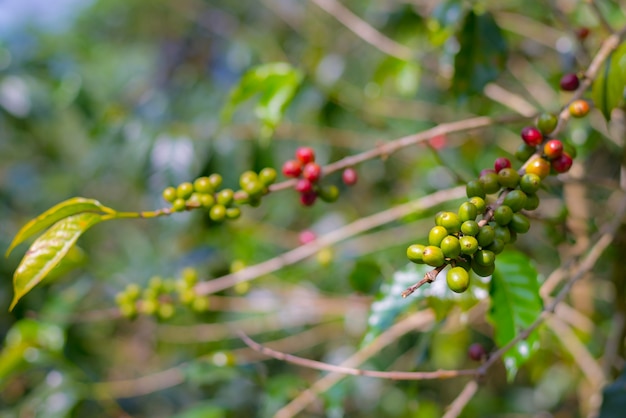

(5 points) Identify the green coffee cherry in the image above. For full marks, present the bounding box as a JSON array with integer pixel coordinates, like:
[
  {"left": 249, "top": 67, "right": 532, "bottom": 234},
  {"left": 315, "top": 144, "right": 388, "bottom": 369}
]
[
  {"left": 486, "top": 238, "right": 505, "bottom": 254},
  {"left": 497, "top": 168, "right": 520, "bottom": 189},
  {"left": 162, "top": 187, "right": 177, "bottom": 203},
  {"left": 466, "top": 180, "right": 486, "bottom": 199},
  {"left": 259, "top": 167, "right": 277, "bottom": 185},
  {"left": 479, "top": 172, "right": 501, "bottom": 194},
  {"left": 172, "top": 198, "right": 187, "bottom": 212},
  {"left": 469, "top": 197, "right": 486, "bottom": 214},
  {"left": 217, "top": 189, "right": 234, "bottom": 206},
  {"left": 447, "top": 267, "right": 470, "bottom": 293},
  {"left": 458, "top": 201, "right": 478, "bottom": 222},
  {"left": 471, "top": 258, "right": 495, "bottom": 277},
  {"left": 524, "top": 193, "right": 540, "bottom": 210},
  {"left": 494, "top": 205, "right": 513, "bottom": 226},
  {"left": 242, "top": 180, "right": 264, "bottom": 197},
  {"left": 239, "top": 171, "right": 258, "bottom": 188},
  {"left": 208, "top": 174, "right": 223, "bottom": 190},
  {"left": 494, "top": 225, "right": 511, "bottom": 243},
  {"left": 407, "top": 244, "right": 426, "bottom": 264},
  {"left": 177, "top": 182, "right": 194, "bottom": 200},
  {"left": 422, "top": 246, "right": 445, "bottom": 267},
  {"left": 440, "top": 235, "right": 461, "bottom": 259},
  {"left": 461, "top": 220, "right": 480, "bottom": 236},
  {"left": 509, "top": 213, "right": 530, "bottom": 233},
  {"left": 158, "top": 303, "right": 175, "bottom": 320},
  {"left": 141, "top": 299, "right": 158, "bottom": 315},
  {"left": 199, "top": 193, "right": 215, "bottom": 208},
  {"left": 192, "top": 296, "right": 209, "bottom": 312},
  {"left": 520, "top": 173, "right": 542, "bottom": 194},
  {"left": 473, "top": 249, "right": 496, "bottom": 267},
  {"left": 515, "top": 143, "right": 536, "bottom": 162},
  {"left": 503, "top": 190, "right": 527, "bottom": 213},
  {"left": 226, "top": 207, "right": 241, "bottom": 220},
  {"left": 428, "top": 226, "right": 449, "bottom": 246},
  {"left": 438, "top": 212, "right": 461, "bottom": 234},
  {"left": 476, "top": 225, "right": 495, "bottom": 247},
  {"left": 210, "top": 204, "right": 227, "bottom": 221},
  {"left": 459, "top": 236, "right": 479, "bottom": 255},
  {"left": 318, "top": 185, "right": 340, "bottom": 202},
  {"left": 194, "top": 177, "right": 214, "bottom": 194},
  {"left": 537, "top": 112, "right": 558, "bottom": 134}
]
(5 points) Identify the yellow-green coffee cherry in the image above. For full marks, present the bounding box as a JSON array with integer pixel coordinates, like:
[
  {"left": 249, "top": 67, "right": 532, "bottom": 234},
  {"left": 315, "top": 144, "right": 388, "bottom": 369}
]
[
  {"left": 469, "top": 197, "right": 486, "bottom": 214},
  {"left": 520, "top": 173, "right": 541, "bottom": 194},
  {"left": 318, "top": 185, "right": 340, "bottom": 202},
  {"left": 497, "top": 168, "right": 520, "bottom": 189},
  {"left": 503, "top": 190, "right": 527, "bottom": 212},
  {"left": 428, "top": 226, "right": 449, "bottom": 246},
  {"left": 194, "top": 177, "right": 214, "bottom": 194},
  {"left": 226, "top": 207, "right": 241, "bottom": 220},
  {"left": 177, "top": 182, "right": 194, "bottom": 200},
  {"left": 461, "top": 220, "right": 480, "bottom": 236},
  {"left": 474, "top": 249, "right": 496, "bottom": 267},
  {"left": 438, "top": 212, "right": 461, "bottom": 234},
  {"left": 422, "top": 246, "right": 445, "bottom": 267},
  {"left": 259, "top": 167, "right": 277, "bottom": 185},
  {"left": 209, "top": 204, "right": 227, "bottom": 221},
  {"left": 441, "top": 235, "right": 461, "bottom": 258},
  {"left": 446, "top": 267, "right": 470, "bottom": 293},
  {"left": 172, "top": 198, "right": 187, "bottom": 212},
  {"left": 476, "top": 225, "right": 495, "bottom": 247},
  {"left": 494, "top": 205, "right": 513, "bottom": 226},
  {"left": 458, "top": 202, "right": 478, "bottom": 222},
  {"left": 479, "top": 172, "right": 501, "bottom": 194},
  {"left": 208, "top": 174, "right": 223, "bottom": 190},
  {"left": 162, "top": 187, "right": 177, "bottom": 202},
  {"left": 217, "top": 189, "right": 234, "bottom": 206},
  {"left": 459, "top": 236, "right": 479, "bottom": 255},
  {"left": 466, "top": 180, "right": 486, "bottom": 199},
  {"left": 199, "top": 194, "right": 215, "bottom": 208},
  {"left": 509, "top": 213, "right": 530, "bottom": 234},
  {"left": 407, "top": 244, "right": 426, "bottom": 264}
]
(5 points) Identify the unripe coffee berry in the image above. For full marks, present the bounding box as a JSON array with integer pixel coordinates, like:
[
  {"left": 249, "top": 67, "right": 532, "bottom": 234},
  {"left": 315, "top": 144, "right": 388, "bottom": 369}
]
[
  {"left": 459, "top": 236, "right": 479, "bottom": 255},
  {"left": 468, "top": 197, "right": 486, "bottom": 214},
  {"left": 407, "top": 244, "right": 426, "bottom": 264},
  {"left": 515, "top": 143, "right": 536, "bottom": 162},
  {"left": 259, "top": 167, "right": 277, "bottom": 186},
  {"left": 494, "top": 205, "right": 513, "bottom": 226},
  {"left": 446, "top": 267, "right": 470, "bottom": 293},
  {"left": 503, "top": 190, "right": 527, "bottom": 212},
  {"left": 208, "top": 174, "right": 223, "bottom": 190},
  {"left": 225, "top": 207, "right": 241, "bottom": 220},
  {"left": 569, "top": 100, "right": 590, "bottom": 118},
  {"left": 497, "top": 168, "right": 520, "bottom": 189},
  {"left": 199, "top": 193, "right": 215, "bottom": 208},
  {"left": 471, "top": 260, "right": 495, "bottom": 277},
  {"left": 438, "top": 211, "right": 461, "bottom": 234},
  {"left": 520, "top": 173, "right": 542, "bottom": 194},
  {"left": 560, "top": 73, "right": 580, "bottom": 91},
  {"left": 486, "top": 238, "right": 505, "bottom": 254},
  {"left": 494, "top": 157, "right": 511, "bottom": 173},
  {"left": 474, "top": 249, "right": 496, "bottom": 267},
  {"left": 525, "top": 157, "right": 551, "bottom": 179},
  {"left": 282, "top": 159, "right": 302, "bottom": 177},
  {"left": 342, "top": 168, "right": 358, "bottom": 186},
  {"left": 243, "top": 180, "right": 264, "bottom": 197},
  {"left": 509, "top": 213, "right": 530, "bottom": 234},
  {"left": 209, "top": 204, "right": 226, "bottom": 221},
  {"left": 295, "top": 147, "right": 315, "bottom": 164},
  {"left": 177, "top": 182, "right": 194, "bottom": 200},
  {"left": 318, "top": 184, "right": 339, "bottom": 202},
  {"left": 193, "top": 177, "right": 213, "bottom": 194},
  {"left": 162, "top": 186, "right": 177, "bottom": 203},
  {"left": 300, "top": 191, "right": 317, "bottom": 206},
  {"left": 466, "top": 180, "right": 486, "bottom": 199},
  {"left": 422, "top": 246, "right": 445, "bottom": 267},
  {"left": 468, "top": 343, "right": 487, "bottom": 361},
  {"left": 537, "top": 113, "right": 558, "bottom": 134},
  {"left": 476, "top": 225, "right": 495, "bottom": 247},
  {"left": 543, "top": 139, "right": 563, "bottom": 160},
  {"left": 461, "top": 220, "right": 480, "bottom": 236},
  {"left": 217, "top": 189, "right": 234, "bottom": 206},
  {"left": 239, "top": 171, "right": 258, "bottom": 188},
  {"left": 521, "top": 126, "right": 543, "bottom": 147},
  {"left": 524, "top": 193, "right": 540, "bottom": 211},
  {"left": 172, "top": 198, "right": 187, "bottom": 212},
  {"left": 428, "top": 226, "right": 449, "bottom": 247},
  {"left": 458, "top": 201, "right": 478, "bottom": 222},
  {"left": 440, "top": 235, "right": 461, "bottom": 259},
  {"left": 494, "top": 225, "right": 511, "bottom": 243},
  {"left": 551, "top": 152, "right": 573, "bottom": 173},
  {"left": 479, "top": 172, "right": 501, "bottom": 194}
]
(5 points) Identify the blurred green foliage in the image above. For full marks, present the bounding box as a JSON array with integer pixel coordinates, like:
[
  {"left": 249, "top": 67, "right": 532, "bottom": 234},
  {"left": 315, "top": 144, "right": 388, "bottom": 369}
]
[{"left": 1, "top": 0, "right": 626, "bottom": 417}]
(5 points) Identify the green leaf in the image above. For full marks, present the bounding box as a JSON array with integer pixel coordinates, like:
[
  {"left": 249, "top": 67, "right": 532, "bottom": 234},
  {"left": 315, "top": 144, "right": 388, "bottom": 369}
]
[
  {"left": 599, "top": 367, "right": 626, "bottom": 418},
  {"left": 592, "top": 42, "right": 626, "bottom": 120},
  {"left": 453, "top": 10, "right": 507, "bottom": 96},
  {"left": 488, "top": 251, "right": 543, "bottom": 381},
  {"left": 427, "top": 0, "right": 464, "bottom": 46},
  {"left": 171, "top": 404, "right": 226, "bottom": 418},
  {"left": 372, "top": 58, "right": 421, "bottom": 97},
  {"left": 221, "top": 62, "right": 303, "bottom": 139},
  {"left": 362, "top": 263, "right": 490, "bottom": 345},
  {"left": 6, "top": 197, "right": 115, "bottom": 257},
  {"left": 10, "top": 213, "right": 104, "bottom": 311},
  {"left": 348, "top": 259, "right": 382, "bottom": 294}
]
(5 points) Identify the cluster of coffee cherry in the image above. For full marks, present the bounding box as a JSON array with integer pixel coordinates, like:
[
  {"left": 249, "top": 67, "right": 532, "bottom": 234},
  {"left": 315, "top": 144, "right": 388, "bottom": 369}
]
[
  {"left": 161, "top": 168, "right": 277, "bottom": 221},
  {"left": 282, "top": 147, "right": 358, "bottom": 206},
  {"left": 115, "top": 268, "right": 208, "bottom": 319},
  {"left": 406, "top": 73, "right": 588, "bottom": 293}
]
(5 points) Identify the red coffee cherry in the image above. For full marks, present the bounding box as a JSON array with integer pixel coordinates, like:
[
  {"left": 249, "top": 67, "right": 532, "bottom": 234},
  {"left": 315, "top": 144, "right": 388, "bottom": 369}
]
[
  {"left": 468, "top": 343, "right": 487, "bottom": 361},
  {"left": 295, "top": 178, "right": 314, "bottom": 193},
  {"left": 282, "top": 159, "right": 302, "bottom": 177},
  {"left": 295, "top": 147, "right": 315, "bottom": 164},
  {"left": 551, "top": 152, "right": 573, "bottom": 173},
  {"left": 302, "top": 163, "right": 322, "bottom": 182},
  {"left": 298, "top": 229, "right": 317, "bottom": 244},
  {"left": 494, "top": 157, "right": 511, "bottom": 173},
  {"left": 521, "top": 126, "right": 543, "bottom": 147},
  {"left": 300, "top": 191, "right": 317, "bottom": 206},
  {"left": 560, "top": 73, "right": 580, "bottom": 91},
  {"left": 576, "top": 27, "right": 590, "bottom": 40},
  {"left": 342, "top": 168, "right": 358, "bottom": 186}
]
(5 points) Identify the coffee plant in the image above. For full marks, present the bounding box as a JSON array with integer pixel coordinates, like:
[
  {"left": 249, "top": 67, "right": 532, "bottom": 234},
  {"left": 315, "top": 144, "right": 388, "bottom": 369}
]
[{"left": 2, "top": 1, "right": 626, "bottom": 417}]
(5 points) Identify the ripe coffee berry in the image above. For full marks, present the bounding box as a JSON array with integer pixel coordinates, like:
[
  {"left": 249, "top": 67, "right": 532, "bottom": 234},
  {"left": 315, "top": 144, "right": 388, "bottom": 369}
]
[
  {"left": 494, "top": 157, "right": 511, "bottom": 173},
  {"left": 295, "top": 178, "right": 313, "bottom": 193},
  {"left": 299, "top": 229, "right": 317, "bottom": 245},
  {"left": 525, "top": 156, "right": 551, "bottom": 179},
  {"left": 569, "top": 100, "right": 590, "bottom": 118},
  {"left": 300, "top": 191, "right": 317, "bottom": 206},
  {"left": 521, "top": 126, "right": 543, "bottom": 147},
  {"left": 468, "top": 343, "right": 487, "bottom": 361},
  {"left": 576, "top": 27, "right": 590, "bottom": 40},
  {"left": 282, "top": 159, "right": 302, "bottom": 177},
  {"left": 551, "top": 152, "right": 573, "bottom": 173},
  {"left": 295, "top": 147, "right": 315, "bottom": 164},
  {"left": 302, "top": 163, "right": 322, "bottom": 182},
  {"left": 543, "top": 139, "right": 563, "bottom": 160},
  {"left": 342, "top": 168, "right": 358, "bottom": 186},
  {"left": 560, "top": 73, "right": 580, "bottom": 91}
]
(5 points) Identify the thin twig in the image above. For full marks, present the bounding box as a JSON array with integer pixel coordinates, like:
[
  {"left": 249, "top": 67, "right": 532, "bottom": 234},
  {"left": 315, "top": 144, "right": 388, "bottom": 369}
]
[
  {"left": 309, "top": 0, "right": 414, "bottom": 60},
  {"left": 442, "top": 380, "right": 479, "bottom": 418},
  {"left": 401, "top": 264, "right": 446, "bottom": 298}
]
